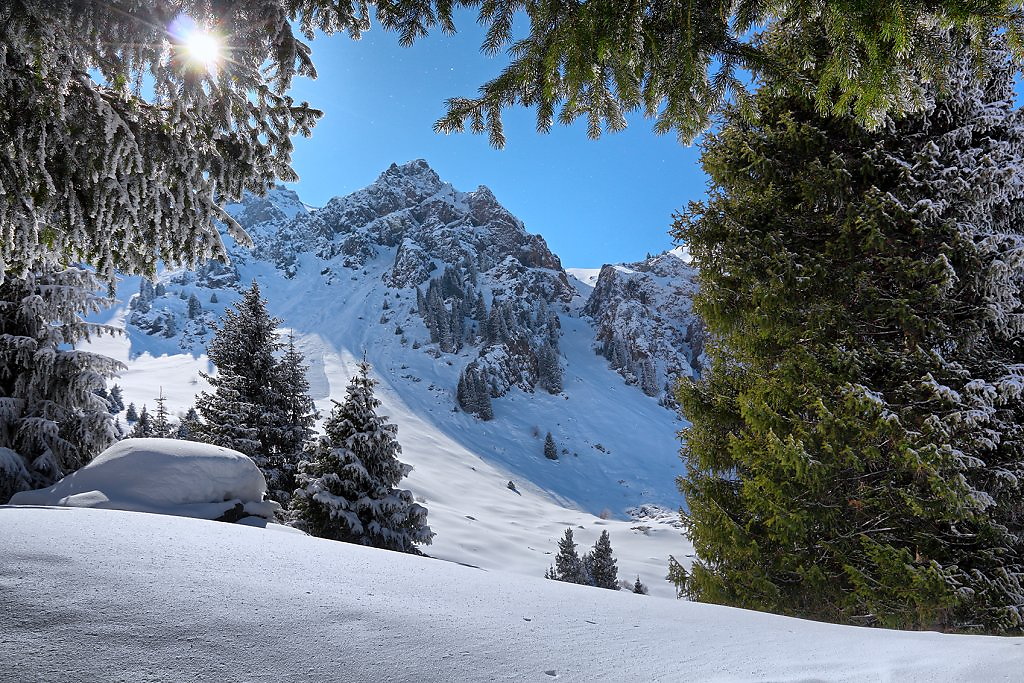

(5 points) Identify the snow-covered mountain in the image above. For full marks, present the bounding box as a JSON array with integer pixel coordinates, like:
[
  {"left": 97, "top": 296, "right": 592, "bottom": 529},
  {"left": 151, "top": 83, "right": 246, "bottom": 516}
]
[
  {"left": 92, "top": 160, "right": 703, "bottom": 589},
  {"left": 582, "top": 249, "right": 705, "bottom": 401}
]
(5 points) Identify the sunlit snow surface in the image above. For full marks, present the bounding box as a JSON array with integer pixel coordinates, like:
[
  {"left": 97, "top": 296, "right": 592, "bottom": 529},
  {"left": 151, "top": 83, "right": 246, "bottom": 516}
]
[
  {"left": 85, "top": 247, "right": 694, "bottom": 595},
  {"left": 2, "top": 507, "right": 1021, "bottom": 683}
]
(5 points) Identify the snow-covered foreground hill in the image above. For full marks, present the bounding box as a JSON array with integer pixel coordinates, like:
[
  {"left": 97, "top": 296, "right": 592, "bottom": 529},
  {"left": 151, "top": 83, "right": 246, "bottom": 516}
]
[{"left": 4, "top": 507, "right": 1021, "bottom": 683}]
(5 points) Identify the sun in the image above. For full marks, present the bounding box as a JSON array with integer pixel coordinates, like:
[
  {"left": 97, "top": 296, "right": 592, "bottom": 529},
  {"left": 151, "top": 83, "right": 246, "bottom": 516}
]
[{"left": 180, "top": 28, "right": 223, "bottom": 72}]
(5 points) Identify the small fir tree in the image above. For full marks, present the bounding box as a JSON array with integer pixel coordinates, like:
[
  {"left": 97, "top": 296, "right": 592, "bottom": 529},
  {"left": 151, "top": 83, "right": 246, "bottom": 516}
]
[
  {"left": 547, "top": 528, "right": 588, "bottom": 584},
  {"left": 544, "top": 432, "right": 558, "bottom": 460},
  {"left": 125, "top": 403, "right": 138, "bottom": 423},
  {"left": 129, "top": 406, "right": 154, "bottom": 438},
  {"left": 108, "top": 385, "right": 124, "bottom": 414},
  {"left": 292, "top": 361, "right": 433, "bottom": 553},
  {"left": 633, "top": 577, "right": 649, "bottom": 595},
  {"left": 585, "top": 531, "right": 619, "bottom": 590}
]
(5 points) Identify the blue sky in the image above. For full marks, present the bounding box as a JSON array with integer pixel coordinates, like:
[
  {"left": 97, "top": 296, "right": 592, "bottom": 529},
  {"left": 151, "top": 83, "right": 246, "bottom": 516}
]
[{"left": 282, "top": 16, "right": 706, "bottom": 268}]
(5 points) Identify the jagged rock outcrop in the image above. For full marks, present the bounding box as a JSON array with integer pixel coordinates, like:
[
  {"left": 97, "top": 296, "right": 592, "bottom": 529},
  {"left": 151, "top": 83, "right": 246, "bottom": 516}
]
[{"left": 583, "top": 250, "right": 705, "bottom": 401}]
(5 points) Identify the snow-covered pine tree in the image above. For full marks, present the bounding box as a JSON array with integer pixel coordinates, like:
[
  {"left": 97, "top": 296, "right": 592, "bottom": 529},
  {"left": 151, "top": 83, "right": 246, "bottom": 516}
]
[
  {"left": 152, "top": 390, "right": 171, "bottom": 437},
  {"left": 271, "top": 333, "right": 318, "bottom": 507},
  {"left": 108, "top": 385, "right": 124, "bottom": 414},
  {"left": 0, "top": 264, "right": 122, "bottom": 503},
  {"left": 547, "top": 528, "right": 588, "bottom": 584},
  {"left": 187, "top": 294, "right": 202, "bottom": 320},
  {"left": 674, "top": 28, "right": 1024, "bottom": 633},
  {"left": 585, "top": 531, "right": 619, "bottom": 590},
  {"left": 292, "top": 361, "right": 433, "bottom": 553},
  {"left": 0, "top": 2, "right": 393, "bottom": 282},
  {"left": 537, "top": 343, "right": 563, "bottom": 394},
  {"left": 129, "top": 406, "right": 154, "bottom": 439},
  {"left": 544, "top": 432, "right": 558, "bottom": 460},
  {"left": 176, "top": 407, "right": 202, "bottom": 441},
  {"left": 125, "top": 403, "right": 138, "bottom": 423},
  {"left": 195, "top": 281, "right": 293, "bottom": 502},
  {"left": 633, "top": 577, "right": 649, "bottom": 595}
]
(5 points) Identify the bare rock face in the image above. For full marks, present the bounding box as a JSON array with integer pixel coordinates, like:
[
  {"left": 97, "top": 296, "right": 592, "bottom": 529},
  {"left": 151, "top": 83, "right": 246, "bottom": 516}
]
[{"left": 583, "top": 250, "right": 705, "bottom": 401}]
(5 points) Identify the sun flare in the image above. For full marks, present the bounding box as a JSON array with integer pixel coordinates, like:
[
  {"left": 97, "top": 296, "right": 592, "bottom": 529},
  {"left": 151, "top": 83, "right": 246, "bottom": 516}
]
[{"left": 181, "top": 28, "right": 222, "bottom": 71}]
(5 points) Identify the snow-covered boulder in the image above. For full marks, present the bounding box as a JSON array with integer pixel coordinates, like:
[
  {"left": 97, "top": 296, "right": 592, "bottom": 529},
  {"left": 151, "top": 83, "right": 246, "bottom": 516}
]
[{"left": 8, "top": 438, "right": 280, "bottom": 522}]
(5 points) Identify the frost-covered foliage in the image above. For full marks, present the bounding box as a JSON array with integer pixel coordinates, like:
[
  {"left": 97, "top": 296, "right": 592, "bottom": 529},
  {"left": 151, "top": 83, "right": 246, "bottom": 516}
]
[
  {"left": 0, "top": 264, "right": 122, "bottom": 503},
  {"left": 545, "top": 528, "right": 619, "bottom": 590},
  {"left": 675, "top": 30, "right": 1024, "bottom": 633},
  {"left": 0, "top": 1, "right": 379, "bottom": 280},
  {"left": 292, "top": 361, "right": 433, "bottom": 553},
  {"left": 585, "top": 530, "right": 619, "bottom": 590},
  {"left": 546, "top": 528, "right": 587, "bottom": 584},
  {"left": 194, "top": 282, "right": 315, "bottom": 505}
]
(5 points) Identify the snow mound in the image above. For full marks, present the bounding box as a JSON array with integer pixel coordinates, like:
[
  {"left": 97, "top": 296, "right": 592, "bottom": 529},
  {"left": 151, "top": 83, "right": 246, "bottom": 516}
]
[{"left": 9, "top": 438, "right": 280, "bottom": 521}]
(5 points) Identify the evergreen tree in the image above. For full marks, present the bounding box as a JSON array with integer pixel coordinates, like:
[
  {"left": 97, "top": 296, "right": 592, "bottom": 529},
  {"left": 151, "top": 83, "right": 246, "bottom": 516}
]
[
  {"left": 125, "top": 403, "right": 138, "bottom": 424},
  {"left": 195, "top": 281, "right": 294, "bottom": 502},
  {"left": 108, "top": 385, "right": 125, "bottom": 414},
  {"left": 129, "top": 406, "right": 154, "bottom": 439},
  {"left": 273, "top": 332, "right": 318, "bottom": 506},
  {"left": 176, "top": 407, "right": 202, "bottom": 441},
  {"left": 210, "top": 293, "right": 219, "bottom": 304},
  {"left": 292, "top": 361, "right": 433, "bottom": 553},
  {"left": 152, "top": 390, "right": 171, "bottom": 437},
  {"left": 537, "top": 343, "right": 563, "bottom": 394},
  {"left": 633, "top": 577, "right": 649, "bottom": 595},
  {"left": 547, "top": 528, "right": 587, "bottom": 584},
  {"left": 674, "top": 31, "right": 1024, "bottom": 633},
  {"left": 585, "top": 531, "right": 619, "bottom": 590},
  {"left": 0, "top": 264, "right": 122, "bottom": 503},
  {"left": 544, "top": 432, "right": 558, "bottom": 460},
  {"left": 187, "top": 294, "right": 203, "bottom": 320}
]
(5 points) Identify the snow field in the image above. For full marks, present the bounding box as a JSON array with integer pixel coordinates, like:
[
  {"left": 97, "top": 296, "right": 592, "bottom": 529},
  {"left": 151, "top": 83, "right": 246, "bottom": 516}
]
[{"left": 3, "top": 507, "right": 1021, "bottom": 683}]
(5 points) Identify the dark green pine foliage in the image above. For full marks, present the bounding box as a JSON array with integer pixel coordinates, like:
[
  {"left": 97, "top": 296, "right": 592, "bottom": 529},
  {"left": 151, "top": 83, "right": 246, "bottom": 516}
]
[
  {"left": 547, "top": 528, "right": 588, "bottom": 584},
  {"left": 175, "top": 407, "right": 201, "bottom": 441},
  {"left": 292, "top": 361, "right": 433, "bottom": 553},
  {"left": 673, "top": 31, "right": 1024, "bottom": 632},
  {"left": 129, "top": 406, "right": 154, "bottom": 438},
  {"left": 544, "top": 432, "right": 558, "bottom": 460},
  {"left": 125, "top": 403, "right": 138, "bottom": 423},
  {"left": 586, "top": 530, "right": 619, "bottom": 590},
  {"left": 195, "top": 281, "right": 293, "bottom": 502},
  {"left": 273, "top": 333, "right": 318, "bottom": 506}
]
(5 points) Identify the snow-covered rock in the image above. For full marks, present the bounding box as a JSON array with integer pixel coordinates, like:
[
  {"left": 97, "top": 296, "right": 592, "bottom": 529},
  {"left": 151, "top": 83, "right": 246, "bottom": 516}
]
[
  {"left": 9, "top": 438, "right": 280, "bottom": 522},
  {"left": 583, "top": 250, "right": 705, "bottom": 401}
]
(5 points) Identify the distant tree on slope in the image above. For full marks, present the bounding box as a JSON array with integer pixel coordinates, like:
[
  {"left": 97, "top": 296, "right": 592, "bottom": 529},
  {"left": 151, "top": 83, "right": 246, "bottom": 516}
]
[{"left": 292, "top": 361, "right": 433, "bottom": 553}]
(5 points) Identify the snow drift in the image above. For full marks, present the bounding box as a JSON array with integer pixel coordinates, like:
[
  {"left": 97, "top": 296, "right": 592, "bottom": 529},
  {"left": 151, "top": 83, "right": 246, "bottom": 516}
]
[
  {"left": 2, "top": 507, "right": 1022, "bottom": 683},
  {"left": 9, "top": 438, "right": 280, "bottom": 521}
]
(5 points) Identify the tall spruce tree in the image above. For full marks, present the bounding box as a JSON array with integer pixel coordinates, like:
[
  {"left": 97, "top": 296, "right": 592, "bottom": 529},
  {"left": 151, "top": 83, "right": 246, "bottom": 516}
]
[
  {"left": 272, "top": 332, "right": 318, "bottom": 506},
  {"left": 0, "top": 264, "right": 122, "bottom": 503},
  {"left": 585, "top": 530, "right": 619, "bottom": 590},
  {"left": 674, "top": 30, "right": 1024, "bottom": 633},
  {"left": 547, "top": 528, "right": 588, "bottom": 584},
  {"left": 292, "top": 361, "right": 433, "bottom": 553},
  {"left": 195, "top": 281, "right": 294, "bottom": 502}
]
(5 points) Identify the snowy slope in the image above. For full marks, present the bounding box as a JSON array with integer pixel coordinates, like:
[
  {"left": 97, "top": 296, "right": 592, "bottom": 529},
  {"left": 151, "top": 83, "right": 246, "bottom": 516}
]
[
  {"left": 84, "top": 160, "right": 702, "bottom": 593},
  {"left": 3, "top": 507, "right": 1022, "bottom": 683}
]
